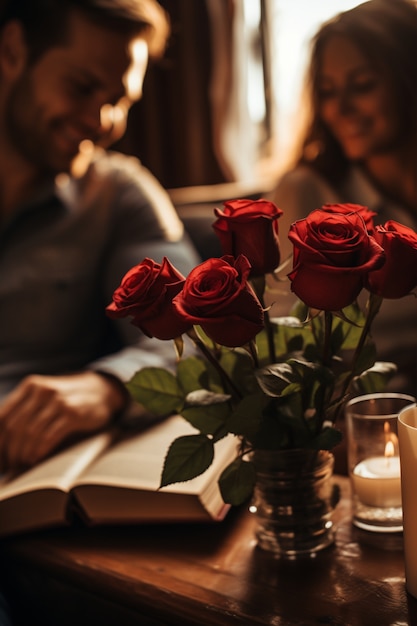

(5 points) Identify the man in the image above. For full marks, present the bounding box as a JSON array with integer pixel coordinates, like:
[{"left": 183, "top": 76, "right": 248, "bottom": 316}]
[{"left": 0, "top": 0, "right": 200, "bottom": 472}]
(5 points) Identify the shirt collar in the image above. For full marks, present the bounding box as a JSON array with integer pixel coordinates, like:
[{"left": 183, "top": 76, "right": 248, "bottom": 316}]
[{"left": 55, "top": 173, "right": 79, "bottom": 211}]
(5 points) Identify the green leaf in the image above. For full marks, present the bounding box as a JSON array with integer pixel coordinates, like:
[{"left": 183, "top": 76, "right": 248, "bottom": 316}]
[
  {"left": 307, "top": 427, "right": 343, "bottom": 451},
  {"left": 330, "top": 321, "right": 346, "bottom": 355},
  {"left": 332, "top": 302, "right": 366, "bottom": 351},
  {"left": 160, "top": 434, "right": 214, "bottom": 487},
  {"left": 292, "top": 357, "right": 335, "bottom": 385},
  {"left": 256, "top": 326, "right": 280, "bottom": 362},
  {"left": 264, "top": 316, "right": 315, "bottom": 360},
  {"left": 126, "top": 368, "right": 185, "bottom": 415},
  {"left": 269, "top": 397, "right": 313, "bottom": 448},
  {"left": 218, "top": 349, "right": 258, "bottom": 395},
  {"left": 354, "top": 361, "right": 398, "bottom": 394},
  {"left": 352, "top": 340, "right": 377, "bottom": 375},
  {"left": 177, "top": 357, "right": 210, "bottom": 394},
  {"left": 255, "top": 362, "right": 296, "bottom": 397},
  {"left": 276, "top": 382, "right": 300, "bottom": 398},
  {"left": 277, "top": 392, "right": 304, "bottom": 423},
  {"left": 219, "top": 457, "right": 256, "bottom": 505},
  {"left": 226, "top": 393, "right": 267, "bottom": 438},
  {"left": 181, "top": 402, "right": 232, "bottom": 437},
  {"left": 289, "top": 357, "right": 323, "bottom": 377},
  {"left": 185, "top": 389, "right": 231, "bottom": 406},
  {"left": 251, "top": 412, "right": 290, "bottom": 450}
]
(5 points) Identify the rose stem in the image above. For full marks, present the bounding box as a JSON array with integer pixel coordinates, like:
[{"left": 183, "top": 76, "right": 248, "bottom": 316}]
[{"left": 187, "top": 329, "right": 243, "bottom": 401}]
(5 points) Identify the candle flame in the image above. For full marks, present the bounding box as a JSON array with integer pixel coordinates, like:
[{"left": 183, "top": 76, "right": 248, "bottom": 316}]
[
  {"left": 383, "top": 421, "right": 399, "bottom": 458},
  {"left": 385, "top": 440, "right": 395, "bottom": 459}
]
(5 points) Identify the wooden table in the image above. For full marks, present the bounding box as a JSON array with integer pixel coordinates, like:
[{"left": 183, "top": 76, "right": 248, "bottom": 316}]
[{"left": 0, "top": 477, "right": 416, "bottom": 626}]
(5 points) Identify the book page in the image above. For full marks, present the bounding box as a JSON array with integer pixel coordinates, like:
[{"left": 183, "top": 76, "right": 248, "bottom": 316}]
[
  {"left": 0, "top": 431, "right": 112, "bottom": 501},
  {"left": 72, "top": 415, "right": 238, "bottom": 522},
  {"left": 75, "top": 415, "right": 237, "bottom": 494}
]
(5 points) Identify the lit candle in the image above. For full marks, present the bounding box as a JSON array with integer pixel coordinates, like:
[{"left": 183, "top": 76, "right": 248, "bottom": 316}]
[{"left": 352, "top": 425, "right": 402, "bottom": 508}]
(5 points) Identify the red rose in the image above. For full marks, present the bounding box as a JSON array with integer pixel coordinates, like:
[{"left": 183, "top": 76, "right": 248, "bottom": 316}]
[
  {"left": 365, "top": 221, "right": 417, "bottom": 298},
  {"left": 288, "top": 208, "right": 385, "bottom": 311},
  {"left": 106, "top": 257, "right": 191, "bottom": 340},
  {"left": 321, "top": 203, "right": 377, "bottom": 234},
  {"left": 173, "top": 255, "right": 264, "bottom": 347},
  {"left": 213, "top": 199, "right": 283, "bottom": 276}
]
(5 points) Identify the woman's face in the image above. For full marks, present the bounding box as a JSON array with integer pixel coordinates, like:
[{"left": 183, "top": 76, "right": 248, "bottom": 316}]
[{"left": 317, "top": 35, "right": 399, "bottom": 161}]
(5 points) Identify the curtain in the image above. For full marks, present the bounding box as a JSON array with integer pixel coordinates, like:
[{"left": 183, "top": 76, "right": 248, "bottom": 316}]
[{"left": 112, "top": 0, "right": 229, "bottom": 189}]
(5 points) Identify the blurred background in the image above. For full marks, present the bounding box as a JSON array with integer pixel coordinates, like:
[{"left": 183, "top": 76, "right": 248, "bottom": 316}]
[{"left": 112, "top": 0, "right": 363, "bottom": 193}]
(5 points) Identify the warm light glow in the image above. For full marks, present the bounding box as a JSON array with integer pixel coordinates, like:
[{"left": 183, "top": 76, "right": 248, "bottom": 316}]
[
  {"left": 70, "top": 140, "right": 95, "bottom": 178},
  {"left": 268, "top": 0, "right": 367, "bottom": 168},
  {"left": 385, "top": 440, "right": 395, "bottom": 459},
  {"left": 100, "top": 103, "right": 115, "bottom": 129},
  {"left": 100, "top": 103, "right": 127, "bottom": 128},
  {"left": 383, "top": 421, "right": 399, "bottom": 459},
  {"left": 125, "top": 39, "right": 148, "bottom": 100},
  {"left": 79, "top": 139, "right": 94, "bottom": 155}
]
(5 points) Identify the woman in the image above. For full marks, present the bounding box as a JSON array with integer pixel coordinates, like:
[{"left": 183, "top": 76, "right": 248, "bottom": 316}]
[{"left": 272, "top": 0, "right": 417, "bottom": 394}]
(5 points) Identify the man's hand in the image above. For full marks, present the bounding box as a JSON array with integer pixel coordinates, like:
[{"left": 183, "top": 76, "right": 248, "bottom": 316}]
[{"left": 0, "top": 371, "right": 128, "bottom": 472}]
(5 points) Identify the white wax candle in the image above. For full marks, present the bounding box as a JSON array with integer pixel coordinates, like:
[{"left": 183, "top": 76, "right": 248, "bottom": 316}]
[{"left": 352, "top": 456, "right": 402, "bottom": 507}]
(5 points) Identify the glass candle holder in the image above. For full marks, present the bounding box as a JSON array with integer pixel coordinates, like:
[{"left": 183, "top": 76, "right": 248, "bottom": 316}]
[{"left": 345, "top": 393, "right": 416, "bottom": 533}]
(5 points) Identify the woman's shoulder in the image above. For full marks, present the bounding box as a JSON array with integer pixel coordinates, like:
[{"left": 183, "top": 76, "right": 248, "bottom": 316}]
[
  {"left": 275, "top": 165, "right": 338, "bottom": 197},
  {"left": 272, "top": 165, "right": 341, "bottom": 218}
]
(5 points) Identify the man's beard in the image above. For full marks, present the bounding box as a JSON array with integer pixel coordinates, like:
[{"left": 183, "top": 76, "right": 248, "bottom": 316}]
[{"left": 5, "top": 74, "right": 74, "bottom": 177}]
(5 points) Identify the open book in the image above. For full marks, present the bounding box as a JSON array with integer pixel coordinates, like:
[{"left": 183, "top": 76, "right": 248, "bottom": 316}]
[{"left": 0, "top": 415, "right": 239, "bottom": 537}]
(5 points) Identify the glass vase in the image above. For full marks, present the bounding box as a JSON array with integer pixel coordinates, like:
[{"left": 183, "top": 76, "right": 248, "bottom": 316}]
[{"left": 251, "top": 448, "right": 339, "bottom": 558}]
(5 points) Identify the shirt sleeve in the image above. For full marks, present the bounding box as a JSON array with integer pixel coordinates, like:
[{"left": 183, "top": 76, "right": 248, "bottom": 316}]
[{"left": 85, "top": 151, "right": 201, "bottom": 396}]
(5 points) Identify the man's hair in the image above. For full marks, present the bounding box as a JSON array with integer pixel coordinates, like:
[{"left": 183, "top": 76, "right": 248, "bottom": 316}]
[{"left": 0, "top": 0, "right": 170, "bottom": 61}]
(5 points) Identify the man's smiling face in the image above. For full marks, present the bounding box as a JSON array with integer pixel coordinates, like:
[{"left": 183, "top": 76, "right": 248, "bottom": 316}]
[{"left": 3, "top": 9, "right": 148, "bottom": 175}]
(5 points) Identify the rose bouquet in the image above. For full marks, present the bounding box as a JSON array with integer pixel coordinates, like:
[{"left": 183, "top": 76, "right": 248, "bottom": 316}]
[{"left": 107, "top": 200, "right": 417, "bottom": 506}]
